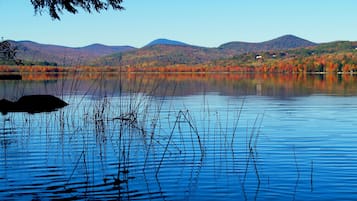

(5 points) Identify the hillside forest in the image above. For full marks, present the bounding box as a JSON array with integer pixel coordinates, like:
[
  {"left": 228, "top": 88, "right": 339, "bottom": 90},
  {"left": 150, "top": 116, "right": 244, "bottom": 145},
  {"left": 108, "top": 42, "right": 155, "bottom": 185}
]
[{"left": 1, "top": 35, "right": 357, "bottom": 74}]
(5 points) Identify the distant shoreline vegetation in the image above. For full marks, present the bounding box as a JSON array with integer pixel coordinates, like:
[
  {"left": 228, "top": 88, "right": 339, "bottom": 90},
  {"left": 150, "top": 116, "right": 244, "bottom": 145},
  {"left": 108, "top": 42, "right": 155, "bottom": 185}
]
[
  {"left": 1, "top": 49, "right": 357, "bottom": 75},
  {"left": 2, "top": 36, "right": 357, "bottom": 74}
]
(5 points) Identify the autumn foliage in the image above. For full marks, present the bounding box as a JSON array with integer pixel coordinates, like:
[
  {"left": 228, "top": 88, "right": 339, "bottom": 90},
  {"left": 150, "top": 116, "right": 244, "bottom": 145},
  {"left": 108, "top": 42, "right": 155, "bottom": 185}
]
[{"left": 1, "top": 49, "right": 357, "bottom": 74}]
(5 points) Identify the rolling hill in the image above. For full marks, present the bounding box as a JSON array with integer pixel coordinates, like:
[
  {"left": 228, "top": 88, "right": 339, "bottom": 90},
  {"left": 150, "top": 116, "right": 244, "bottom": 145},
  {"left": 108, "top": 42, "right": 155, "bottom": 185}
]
[
  {"left": 91, "top": 35, "right": 317, "bottom": 67},
  {"left": 9, "top": 41, "right": 136, "bottom": 66},
  {"left": 91, "top": 44, "right": 228, "bottom": 67},
  {"left": 210, "top": 40, "right": 357, "bottom": 69},
  {"left": 219, "top": 35, "right": 317, "bottom": 54},
  {"left": 2, "top": 35, "right": 319, "bottom": 67}
]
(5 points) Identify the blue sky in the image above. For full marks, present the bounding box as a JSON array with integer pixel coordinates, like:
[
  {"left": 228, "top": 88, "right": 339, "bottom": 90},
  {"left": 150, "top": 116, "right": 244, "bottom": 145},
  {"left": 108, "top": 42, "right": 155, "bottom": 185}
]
[{"left": 1, "top": 0, "right": 357, "bottom": 48}]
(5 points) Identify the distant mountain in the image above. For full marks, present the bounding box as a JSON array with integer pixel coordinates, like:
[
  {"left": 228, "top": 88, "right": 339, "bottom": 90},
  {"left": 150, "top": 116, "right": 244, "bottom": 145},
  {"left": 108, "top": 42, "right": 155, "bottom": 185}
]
[
  {"left": 92, "top": 35, "right": 316, "bottom": 67},
  {"left": 209, "top": 40, "right": 357, "bottom": 73},
  {"left": 4, "top": 35, "right": 321, "bottom": 67},
  {"left": 145, "top": 39, "right": 190, "bottom": 47},
  {"left": 10, "top": 41, "right": 136, "bottom": 66},
  {"left": 92, "top": 44, "right": 230, "bottom": 67},
  {"left": 219, "top": 35, "right": 317, "bottom": 54},
  {"left": 77, "top": 44, "right": 136, "bottom": 56},
  {"left": 263, "top": 35, "right": 316, "bottom": 49}
]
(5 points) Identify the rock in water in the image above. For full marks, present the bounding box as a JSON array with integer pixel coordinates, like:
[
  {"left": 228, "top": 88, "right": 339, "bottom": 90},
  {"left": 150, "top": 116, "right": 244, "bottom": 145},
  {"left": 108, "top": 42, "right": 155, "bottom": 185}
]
[
  {"left": 0, "top": 95, "right": 68, "bottom": 114},
  {"left": 0, "top": 74, "right": 22, "bottom": 80}
]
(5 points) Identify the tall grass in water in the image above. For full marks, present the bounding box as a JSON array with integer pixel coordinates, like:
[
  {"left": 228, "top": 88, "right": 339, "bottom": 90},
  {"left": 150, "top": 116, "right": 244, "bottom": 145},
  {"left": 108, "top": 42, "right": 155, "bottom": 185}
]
[{"left": 0, "top": 72, "right": 276, "bottom": 200}]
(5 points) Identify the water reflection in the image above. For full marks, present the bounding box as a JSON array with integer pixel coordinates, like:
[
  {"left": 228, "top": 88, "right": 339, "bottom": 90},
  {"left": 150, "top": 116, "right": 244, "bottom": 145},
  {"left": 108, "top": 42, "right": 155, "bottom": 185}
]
[
  {"left": 1, "top": 73, "right": 357, "bottom": 100},
  {"left": 0, "top": 93, "right": 265, "bottom": 200},
  {"left": 1, "top": 73, "right": 357, "bottom": 200}
]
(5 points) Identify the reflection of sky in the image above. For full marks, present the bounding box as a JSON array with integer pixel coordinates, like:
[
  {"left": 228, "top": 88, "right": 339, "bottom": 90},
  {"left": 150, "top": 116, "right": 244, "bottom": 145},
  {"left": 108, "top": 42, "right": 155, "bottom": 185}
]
[{"left": 2, "top": 78, "right": 357, "bottom": 199}]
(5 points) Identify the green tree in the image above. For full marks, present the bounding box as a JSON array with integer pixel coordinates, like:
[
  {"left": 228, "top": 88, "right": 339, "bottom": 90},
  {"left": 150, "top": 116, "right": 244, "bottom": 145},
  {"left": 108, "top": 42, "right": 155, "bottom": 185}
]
[{"left": 31, "top": 0, "right": 125, "bottom": 20}]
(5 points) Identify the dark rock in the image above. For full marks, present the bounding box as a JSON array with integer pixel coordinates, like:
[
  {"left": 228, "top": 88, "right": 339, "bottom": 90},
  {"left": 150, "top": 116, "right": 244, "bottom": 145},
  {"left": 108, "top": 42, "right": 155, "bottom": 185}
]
[
  {"left": 0, "top": 74, "right": 22, "bottom": 80},
  {"left": 0, "top": 95, "right": 68, "bottom": 114}
]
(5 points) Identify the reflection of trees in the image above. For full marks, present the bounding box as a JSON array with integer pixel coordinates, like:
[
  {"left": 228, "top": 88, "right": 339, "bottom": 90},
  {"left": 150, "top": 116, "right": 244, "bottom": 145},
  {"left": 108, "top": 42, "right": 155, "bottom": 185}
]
[
  {"left": 136, "top": 73, "right": 357, "bottom": 97},
  {"left": 3, "top": 73, "right": 357, "bottom": 99}
]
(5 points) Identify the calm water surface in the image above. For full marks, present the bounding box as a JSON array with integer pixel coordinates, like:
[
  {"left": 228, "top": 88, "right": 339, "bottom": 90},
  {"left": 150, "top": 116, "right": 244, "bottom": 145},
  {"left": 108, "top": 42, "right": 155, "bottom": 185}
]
[{"left": 1, "top": 73, "right": 357, "bottom": 200}]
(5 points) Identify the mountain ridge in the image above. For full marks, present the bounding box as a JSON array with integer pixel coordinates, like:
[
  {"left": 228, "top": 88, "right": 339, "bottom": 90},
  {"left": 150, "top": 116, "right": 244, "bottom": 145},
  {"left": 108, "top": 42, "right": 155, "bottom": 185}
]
[
  {"left": 91, "top": 34, "right": 318, "bottom": 67},
  {"left": 4, "top": 35, "right": 320, "bottom": 66},
  {"left": 9, "top": 40, "right": 136, "bottom": 66},
  {"left": 219, "top": 34, "right": 316, "bottom": 53},
  {"left": 145, "top": 38, "right": 191, "bottom": 47}
]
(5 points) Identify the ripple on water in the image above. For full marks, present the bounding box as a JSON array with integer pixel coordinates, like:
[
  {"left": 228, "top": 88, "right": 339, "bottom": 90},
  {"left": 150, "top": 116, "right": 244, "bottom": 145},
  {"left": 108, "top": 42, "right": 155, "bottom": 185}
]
[{"left": 1, "top": 93, "right": 357, "bottom": 200}]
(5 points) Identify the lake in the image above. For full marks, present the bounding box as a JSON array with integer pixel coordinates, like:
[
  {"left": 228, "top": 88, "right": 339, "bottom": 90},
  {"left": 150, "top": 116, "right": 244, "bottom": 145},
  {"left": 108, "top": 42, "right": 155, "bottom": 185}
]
[{"left": 1, "top": 73, "right": 357, "bottom": 200}]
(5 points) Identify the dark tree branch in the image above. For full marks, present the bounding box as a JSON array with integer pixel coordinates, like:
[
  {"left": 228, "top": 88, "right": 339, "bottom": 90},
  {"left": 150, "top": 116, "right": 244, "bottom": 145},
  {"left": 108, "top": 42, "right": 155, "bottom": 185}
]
[
  {"left": 0, "top": 41, "right": 17, "bottom": 60},
  {"left": 30, "top": 0, "right": 124, "bottom": 20},
  {"left": 0, "top": 41, "right": 23, "bottom": 65}
]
